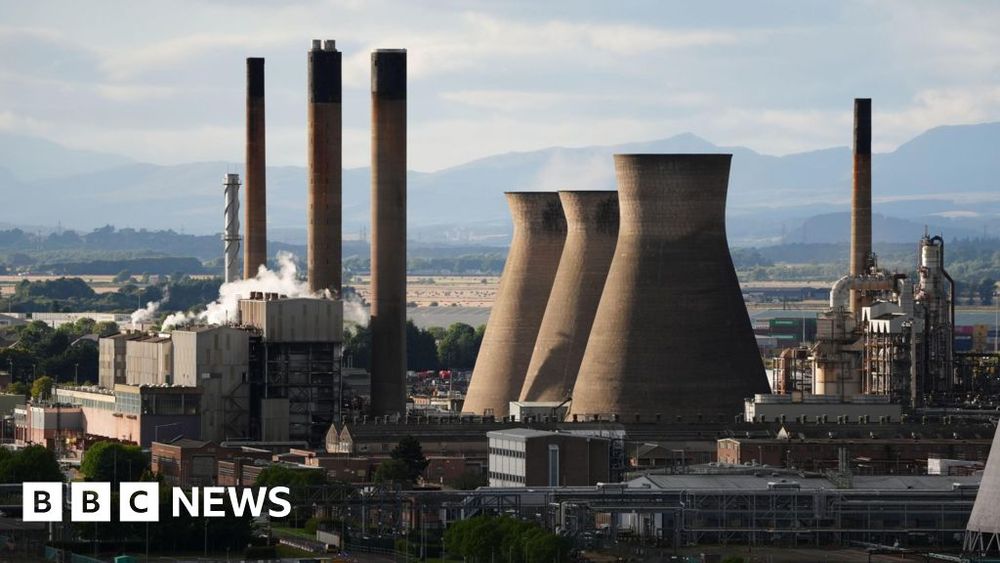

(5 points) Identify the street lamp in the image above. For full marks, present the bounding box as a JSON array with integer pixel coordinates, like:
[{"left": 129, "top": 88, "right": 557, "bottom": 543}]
[{"left": 74, "top": 363, "right": 79, "bottom": 386}]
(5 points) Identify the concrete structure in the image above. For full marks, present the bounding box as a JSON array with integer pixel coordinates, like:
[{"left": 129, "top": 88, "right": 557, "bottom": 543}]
[
  {"left": 238, "top": 294, "right": 343, "bottom": 342},
  {"left": 239, "top": 294, "right": 343, "bottom": 445},
  {"left": 965, "top": 421, "right": 1000, "bottom": 553},
  {"left": 520, "top": 191, "right": 618, "bottom": 404},
  {"left": 850, "top": 98, "right": 872, "bottom": 314},
  {"left": 487, "top": 428, "right": 610, "bottom": 487},
  {"left": 172, "top": 325, "right": 250, "bottom": 441},
  {"left": 222, "top": 173, "right": 241, "bottom": 284},
  {"left": 151, "top": 438, "right": 236, "bottom": 486},
  {"left": 743, "top": 393, "right": 902, "bottom": 422},
  {"left": 124, "top": 335, "right": 172, "bottom": 385},
  {"left": 509, "top": 401, "right": 569, "bottom": 423},
  {"left": 369, "top": 48, "right": 407, "bottom": 416},
  {"left": 308, "top": 39, "right": 342, "bottom": 296},
  {"left": 570, "top": 155, "right": 768, "bottom": 421},
  {"left": 464, "top": 193, "right": 566, "bottom": 417},
  {"left": 31, "top": 312, "right": 130, "bottom": 329},
  {"left": 244, "top": 57, "right": 266, "bottom": 278},
  {"left": 98, "top": 332, "right": 141, "bottom": 389}
]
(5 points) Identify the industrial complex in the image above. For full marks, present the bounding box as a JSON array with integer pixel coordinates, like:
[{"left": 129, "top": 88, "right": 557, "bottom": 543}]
[{"left": 4, "top": 34, "right": 1000, "bottom": 563}]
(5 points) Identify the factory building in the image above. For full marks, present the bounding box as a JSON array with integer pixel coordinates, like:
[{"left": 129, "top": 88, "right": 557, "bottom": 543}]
[
  {"left": 487, "top": 428, "right": 610, "bottom": 487},
  {"left": 172, "top": 325, "right": 251, "bottom": 441},
  {"left": 14, "top": 384, "right": 201, "bottom": 449},
  {"left": 239, "top": 292, "right": 343, "bottom": 444}
]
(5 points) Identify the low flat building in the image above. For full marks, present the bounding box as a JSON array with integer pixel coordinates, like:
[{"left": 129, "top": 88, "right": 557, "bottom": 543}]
[
  {"left": 487, "top": 428, "right": 610, "bottom": 487},
  {"left": 151, "top": 438, "right": 238, "bottom": 486},
  {"left": 717, "top": 435, "right": 991, "bottom": 473},
  {"left": 745, "top": 393, "right": 903, "bottom": 422}
]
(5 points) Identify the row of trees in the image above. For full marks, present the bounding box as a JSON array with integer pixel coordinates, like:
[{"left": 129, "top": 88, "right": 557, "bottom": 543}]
[
  {"left": 0, "top": 318, "right": 111, "bottom": 387},
  {"left": 344, "top": 321, "right": 486, "bottom": 371},
  {"left": 5, "top": 275, "right": 220, "bottom": 314},
  {"left": 444, "top": 515, "right": 573, "bottom": 563}
]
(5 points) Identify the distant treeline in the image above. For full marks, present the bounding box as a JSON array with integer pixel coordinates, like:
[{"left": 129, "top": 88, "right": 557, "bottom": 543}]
[
  {"left": 344, "top": 254, "right": 507, "bottom": 276},
  {"left": 6, "top": 276, "right": 221, "bottom": 314}
]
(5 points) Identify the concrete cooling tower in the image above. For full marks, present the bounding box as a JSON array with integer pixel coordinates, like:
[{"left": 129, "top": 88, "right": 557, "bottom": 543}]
[
  {"left": 568, "top": 154, "right": 768, "bottom": 421},
  {"left": 463, "top": 192, "right": 567, "bottom": 418},
  {"left": 519, "top": 190, "right": 619, "bottom": 404},
  {"left": 964, "top": 424, "right": 1000, "bottom": 553}
]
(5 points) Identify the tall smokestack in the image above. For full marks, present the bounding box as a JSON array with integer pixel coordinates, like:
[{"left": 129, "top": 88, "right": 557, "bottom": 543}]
[
  {"left": 463, "top": 192, "right": 567, "bottom": 418},
  {"left": 519, "top": 191, "right": 618, "bottom": 404},
  {"left": 223, "top": 173, "right": 241, "bottom": 284},
  {"left": 850, "top": 98, "right": 872, "bottom": 313},
  {"left": 308, "top": 40, "right": 343, "bottom": 296},
  {"left": 369, "top": 49, "right": 407, "bottom": 416},
  {"left": 244, "top": 57, "right": 267, "bottom": 279},
  {"left": 569, "top": 155, "right": 768, "bottom": 421}
]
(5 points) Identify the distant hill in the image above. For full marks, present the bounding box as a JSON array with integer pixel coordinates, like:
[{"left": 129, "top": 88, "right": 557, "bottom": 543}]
[{"left": 2, "top": 122, "right": 999, "bottom": 246}]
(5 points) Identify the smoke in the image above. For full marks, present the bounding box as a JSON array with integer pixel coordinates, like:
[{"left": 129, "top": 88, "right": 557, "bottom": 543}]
[
  {"left": 162, "top": 251, "right": 328, "bottom": 330},
  {"left": 130, "top": 300, "right": 160, "bottom": 326},
  {"left": 343, "top": 292, "right": 369, "bottom": 327}
]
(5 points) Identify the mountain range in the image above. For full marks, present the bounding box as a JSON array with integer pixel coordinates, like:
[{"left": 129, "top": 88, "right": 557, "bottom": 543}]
[{"left": 2, "top": 122, "right": 999, "bottom": 247}]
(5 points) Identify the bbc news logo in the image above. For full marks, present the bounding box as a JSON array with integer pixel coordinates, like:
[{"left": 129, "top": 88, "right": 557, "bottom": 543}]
[{"left": 23, "top": 482, "right": 292, "bottom": 522}]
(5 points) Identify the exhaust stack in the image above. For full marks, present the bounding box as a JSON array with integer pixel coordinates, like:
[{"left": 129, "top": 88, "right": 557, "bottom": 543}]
[
  {"left": 369, "top": 49, "right": 407, "bottom": 416},
  {"left": 464, "top": 192, "right": 567, "bottom": 417},
  {"left": 569, "top": 155, "right": 768, "bottom": 421},
  {"left": 850, "top": 98, "right": 872, "bottom": 313},
  {"left": 519, "top": 190, "right": 618, "bottom": 403},
  {"left": 244, "top": 57, "right": 267, "bottom": 278},
  {"left": 223, "top": 173, "right": 241, "bottom": 284},
  {"left": 308, "top": 39, "right": 342, "bottom": 296}
]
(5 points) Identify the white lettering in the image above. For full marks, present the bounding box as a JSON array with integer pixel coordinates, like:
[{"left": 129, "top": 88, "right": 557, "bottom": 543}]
[
  {"left": 171, "top": 487, "right": 199, "bottom": 517},
  {"left": 227, "top": 487, "right": 268, "bottom": 517},
  {"left": 202, "top": 486, "right": 226, "bottom": 517},
  {"left": 267, "top": 487, "right": 291, "bottom": 518}
]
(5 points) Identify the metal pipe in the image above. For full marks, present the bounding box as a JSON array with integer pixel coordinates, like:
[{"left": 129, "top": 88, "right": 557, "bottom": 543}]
[
  {"left": 223, "top": 173, "right": 241, "bottom": 284},
  {"left": 244, "top": 57, "right": 267, "bottom": 278}
]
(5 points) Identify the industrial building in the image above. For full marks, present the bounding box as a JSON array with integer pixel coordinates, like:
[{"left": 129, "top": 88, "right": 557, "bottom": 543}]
[{"left": 487, "top": 428, "right": 610, "bottom": 487}]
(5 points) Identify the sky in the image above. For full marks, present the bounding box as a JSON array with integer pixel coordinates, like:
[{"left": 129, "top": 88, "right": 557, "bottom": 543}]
[{"left": 1, "top": 0, "right": 999, "bottom": 172}]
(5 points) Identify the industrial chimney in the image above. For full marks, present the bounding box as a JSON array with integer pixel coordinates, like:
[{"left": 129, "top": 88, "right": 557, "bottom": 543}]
[
  {"left": 244, "top": 57, "right": 267, "bottom": 279},
  {"left": 569, "top": 155, "right": 768, "bottom": 421},
  {"left": 369, "top": 49, "right": 407, "bottom": 416},
  {"left": 222, "top": 173, "right": 241, "bottom": 284},
  {"left": 308, "top": 39, "right": 342, "bottom": 296},
  {"left": 463, "top": 192, "right": 567, "bottom": 417},
  {"left": 850, "top": 98, "right": 872, "bottom": 314},
  {"left": 519, "top": 190, "right": 618, "bottom": 404}
]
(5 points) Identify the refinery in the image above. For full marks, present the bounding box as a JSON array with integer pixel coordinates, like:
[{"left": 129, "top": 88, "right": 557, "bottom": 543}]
[{"left": 2, "top": 6, "right": 1000, "bottom": 563}]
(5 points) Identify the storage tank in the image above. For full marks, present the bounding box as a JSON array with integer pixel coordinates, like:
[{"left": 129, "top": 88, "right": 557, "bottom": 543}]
[
  {"left": 519, "top": 190, "right": 618, "bottom": 403},
  {"left": 568, "top": 154, "right": 768, "bottom": 421},
  {"left": 463, "top": 192, "right": 567, "bottom": 417}
]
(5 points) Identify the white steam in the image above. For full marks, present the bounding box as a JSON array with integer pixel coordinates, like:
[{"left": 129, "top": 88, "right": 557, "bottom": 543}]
[
  {"left": 343, "top": 292, "right": 369, "bottom": 327},
  {"left": 162, "top": 251, "right": 330, "bottom": 330},
  {"left": 130, "top": 300, "right": 161, "bottom": 326}
]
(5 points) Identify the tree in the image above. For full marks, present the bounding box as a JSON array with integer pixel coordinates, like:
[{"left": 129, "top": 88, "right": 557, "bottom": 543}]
[
  {"left": 448, "top": 470, "right": 487, "bottom": 490},
  {"left": 113, "top": 269, "right": 132, "bottom": 283},
  {"left": 4, "top": 382, "right": 27, "bottom": 396},
  {"left": 437, "top": 323, "right": 478, "bottom": 369},
  {"left": 407, "top": 320, "right": 439, "bottom": 371},
  {"left": 373, "top": 458, "right": 412, "bottom": 484},
  {"left": 0, "top": 445, "right": 63, "bottom": 483},
  {"left": 343, "top": 324, "right": 371, "bottom": 369},
  {"left": 95, "top": 321, "right": 120, "bottom": 337},
  {"left": 80, "top": 441, "right": 149, "bottom": 485},
  {"left": 31, "top": 375, "right": 53, "bottom": 400},
  {"left": 390, "top": 435, "right": 428, "bottom": 484}
]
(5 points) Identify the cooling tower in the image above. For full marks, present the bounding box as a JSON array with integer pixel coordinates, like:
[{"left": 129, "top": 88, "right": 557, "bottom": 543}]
[
  {"left": 568, "top": 154, "right": 768, "bottom": 421},
  {"left": 964, "top": 424, "right": 1000, "bottom": 552},
  {"left": 244, "top": 57, "right": 267, "bottom": 279},
  {"left": 464, "top": 192, "right": 567, "bottom": 417},
  {"left": 519, "top": 190, "right": 618, "bottom": 404},
  {"left": 307, "top": 39, "right": 343, "bottom": 296},
  {"left": 369, "top": 49, "right": 407, "bottom": 416},
  {"left": 850, "top": 98, "right": 872, "bottom": 313}
]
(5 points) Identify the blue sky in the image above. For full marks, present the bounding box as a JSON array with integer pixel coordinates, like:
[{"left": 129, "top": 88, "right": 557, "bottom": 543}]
[{"left": 1, "top": 0, "right": 998, "bottom": 171}]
